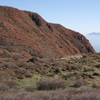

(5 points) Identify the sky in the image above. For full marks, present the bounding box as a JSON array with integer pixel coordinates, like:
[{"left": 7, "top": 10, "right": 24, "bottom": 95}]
[
  {"left": 0, "top": 0, "right": 100, "bottom": 36},
  {"left": 86, "top": 34, "right": 100, "bottom": 52}
]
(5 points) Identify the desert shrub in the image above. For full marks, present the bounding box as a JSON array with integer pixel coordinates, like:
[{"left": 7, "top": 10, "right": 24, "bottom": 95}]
[
  {"left": 25, "top": 85, "right": 36, "bottom": 92},
  {"left": 15, "top": 68, "right": 32, "bottom": 78},
  {"left": 16, "top": 68, "right": 31, "bottom": 75},
  {"left": 81, "top": 73, "right": 94, "bottom": 79},
  {"left": 38, "top": 76, "right": 67, "bottom": 90},
  {"left": 0, "top": 52, "right": 11, "bottom": 58},
  {"left": 16, "top": 68, "right": 26, "bottom": 74},
  {"left": 79, "top": 86, "right": 93, "bottom": 92},
  {"left": 29, "top": 57, "right": 38, "bottom": 63},
  {"left": 95, "top": 64, "right": 100, "bottom": 68},
  {"left": 92, "top": 83, "right": 100, "bottom": 88},
  {"left": 94, "top": 55, "right": 100, "bottom": 59},
  {"left": 62, "top": 67, "right": 67, "bottom": 71},
  {"left": 84, "top": 68, "right": 94, "bottom": 72},
  {"left": 63, "top": 73, "right": 79, "bottom": 80},
  {"left": 0, "top": 83, "right": 9, "bottom": 92},
  {"left": 54, "top": 68, "right": 62, "bottom": 74},
  {"left": 0, "top": 62, "right": 18, "bottom": 69},
  {"left": 19, "top": 62, "right": 34, "bottom": 69},
  {"left": 6, "top": 80, "right": 19, "bottom": 88},
  {"left": 82, "top": 54, "right": 89, "bottom": 58},
  {"left": 71, "top": 64, "right": 81, "bottom": 70},
  {"left": 73, "top": 80, "right": 83, "bottom": 88},
  {"left": 17, "top": 74, "right": 25, "bottom": 79}
]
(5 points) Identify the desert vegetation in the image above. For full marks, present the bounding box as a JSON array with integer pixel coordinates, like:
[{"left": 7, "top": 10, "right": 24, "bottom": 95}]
[
  {"left": 0, "top": 53, "right": 100, "bottom": 99},
  {"left": 0, "top": 6, "right": 99, "bottom": 100},
  {"left": 0, "top": 6, "right": 95, "bottom": 59}
]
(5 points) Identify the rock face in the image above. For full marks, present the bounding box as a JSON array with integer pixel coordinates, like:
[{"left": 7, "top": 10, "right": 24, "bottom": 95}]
[{"left": 0, "top": 6, "right": 95, "bottom": 58}]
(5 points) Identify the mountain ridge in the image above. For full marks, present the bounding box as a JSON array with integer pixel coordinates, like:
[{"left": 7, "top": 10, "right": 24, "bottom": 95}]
[
  {"left": 0, "top": 6, "right": 96, "bottom": 58},
  {"left": 87, "top": 32, "right": 100, "bottom": 35}
]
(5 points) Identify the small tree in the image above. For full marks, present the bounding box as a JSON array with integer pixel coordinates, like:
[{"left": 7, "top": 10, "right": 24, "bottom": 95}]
[{"left": 29, "top": 57, "right": 38, "bottom": 63}]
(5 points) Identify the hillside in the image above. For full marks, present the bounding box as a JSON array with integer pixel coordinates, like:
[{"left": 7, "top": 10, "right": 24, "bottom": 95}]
[
  {"left": 0, "top": 6, "right": 95, "bottom": 59},
  {"left": 0, "top": 53, "right": 100, "bottom": 99},
  {"left": 0, "top": 6, "right": 100, "bottom": 100}
]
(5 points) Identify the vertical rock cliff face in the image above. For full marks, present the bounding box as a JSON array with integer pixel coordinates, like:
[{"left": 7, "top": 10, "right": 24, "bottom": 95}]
[{"left": 0, "top": 6, "right": 95, "bottom": 58}]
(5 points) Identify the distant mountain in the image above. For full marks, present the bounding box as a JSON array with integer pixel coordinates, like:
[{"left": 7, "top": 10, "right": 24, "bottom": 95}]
[
  {"left": 86, "top": 33, "right": 100, "bottom": 53},
  {"left": 0, "top": 6, "right": 96, "bottom": 58},
  {"left": 88, "top": 32, "right": 100, "bottom": 35}
]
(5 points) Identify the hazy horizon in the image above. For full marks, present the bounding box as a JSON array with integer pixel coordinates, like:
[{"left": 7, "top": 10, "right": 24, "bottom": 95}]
[{"left": 86, "top": 34, "right": 100, "bottom": 53}]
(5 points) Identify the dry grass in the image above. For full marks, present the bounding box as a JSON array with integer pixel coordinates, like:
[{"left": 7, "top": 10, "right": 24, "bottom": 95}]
[
  {"left": 0, "top": 89, "right": 100, "bottom": 100},
  {"left": 0, "top": 53, "right": 100, "bottom": 99}
]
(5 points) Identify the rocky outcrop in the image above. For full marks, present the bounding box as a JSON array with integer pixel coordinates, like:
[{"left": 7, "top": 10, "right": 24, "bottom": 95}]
[{"left": 0, "top": 6, "right": 95, "bottom": 58}]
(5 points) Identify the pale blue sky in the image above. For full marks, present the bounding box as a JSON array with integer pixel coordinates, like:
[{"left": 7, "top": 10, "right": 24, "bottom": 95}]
[{"left": 0, "top": 0, "right": 100, "bottom": 35}]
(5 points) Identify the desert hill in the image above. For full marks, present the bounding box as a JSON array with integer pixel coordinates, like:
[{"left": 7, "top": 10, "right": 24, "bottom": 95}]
[
  {"left": 1, "top": 6, "right": 100, "bottom": 99},
  {"left": 0, "top": 6, "right": 95, "bottom": 59}
]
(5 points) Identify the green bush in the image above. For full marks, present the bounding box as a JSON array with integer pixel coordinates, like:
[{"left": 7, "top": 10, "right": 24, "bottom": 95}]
[
  {"left": 54, "top": 68, "right": 62, "bottom": 74},
  {"left": 29, "top": 57, "right": 38, "bottom": 63}
]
